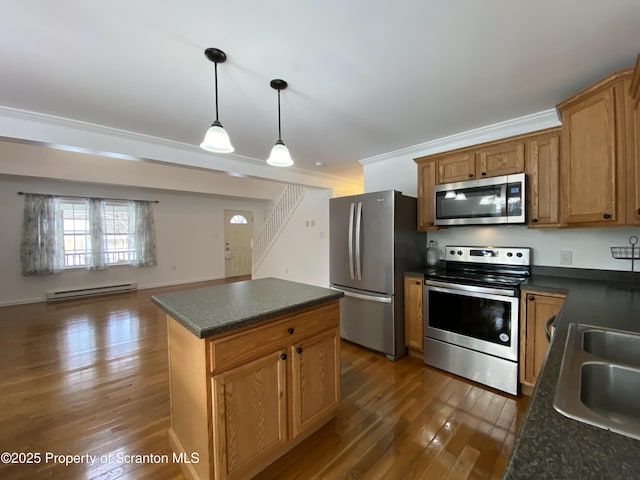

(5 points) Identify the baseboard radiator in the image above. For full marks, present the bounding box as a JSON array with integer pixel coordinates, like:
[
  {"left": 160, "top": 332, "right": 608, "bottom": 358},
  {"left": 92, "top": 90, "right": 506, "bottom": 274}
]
[{"left": 46, "top": 282, "right": 138, "bottom": 301}]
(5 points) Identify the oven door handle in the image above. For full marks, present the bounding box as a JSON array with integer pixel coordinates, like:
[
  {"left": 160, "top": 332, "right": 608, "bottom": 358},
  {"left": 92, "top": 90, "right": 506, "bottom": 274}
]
[{"left": 424, "top": 279, "right": 516, "bottom": 298}]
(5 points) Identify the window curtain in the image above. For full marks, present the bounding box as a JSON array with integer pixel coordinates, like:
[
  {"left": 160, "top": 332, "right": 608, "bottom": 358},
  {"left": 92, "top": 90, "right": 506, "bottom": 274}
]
[
  {"left": 20, "top": 194, "right": 64, "bottom": 276},
  {"left": 88, "top": 198, "right": 108, "bottom": 270},
  {"left": 131, "top": 200, "right": 157, "bottom": 267}
]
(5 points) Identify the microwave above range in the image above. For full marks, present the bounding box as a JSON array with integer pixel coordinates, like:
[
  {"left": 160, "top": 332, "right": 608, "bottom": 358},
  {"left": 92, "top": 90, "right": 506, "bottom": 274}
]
[{"left": 434, "top": 173, "right": 525, "bottom": 226}]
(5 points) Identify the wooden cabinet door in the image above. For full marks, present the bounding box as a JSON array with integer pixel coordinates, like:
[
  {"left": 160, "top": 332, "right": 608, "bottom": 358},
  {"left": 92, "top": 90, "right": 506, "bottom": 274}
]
[
  {"left": 526, "top": 132, "right": 561, "bottom": 227},
  {"left": 477, "top": 141, "right": 525, "bottom": 178},
  {"left": 437, "top": 152, "right": 476, "bottom": 183},
  {"left": 417, "top": 159, "right": 438, "bottom": 230},
  {"left": 626, "top": 78, "right": 640, "bottom": 225},
  {"left": 519, "top": 292, "right": 565, "bottom": 392},
  {"left": 404, "top": 276, "right": 424, "bottom": 353},
  {"left": 212, "top": 350, "right": 288, "bottom": 480},
  {"left": 290, "top": 329, "right": 340, "bottom": 439},
  {"left": 560, "top": 87, "right": 621, "bottom": 225}
]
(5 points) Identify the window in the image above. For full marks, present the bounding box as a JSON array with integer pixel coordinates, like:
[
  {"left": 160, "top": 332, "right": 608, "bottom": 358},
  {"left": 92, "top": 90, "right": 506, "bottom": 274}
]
[
  {"left": 229, "top": 214, "right": 248, "bottom": 224},
  {"left": 61, "top": 199, "right": 90, "bottom": 267},
  {"left": 21, "top": 193, "right": 157, "bottom": 275},
  {"left": 103, "top": 202, "right": 136, "bottom": 265},
  {"left": 60, "top": 199, "right": 137, "bottom": 268}
]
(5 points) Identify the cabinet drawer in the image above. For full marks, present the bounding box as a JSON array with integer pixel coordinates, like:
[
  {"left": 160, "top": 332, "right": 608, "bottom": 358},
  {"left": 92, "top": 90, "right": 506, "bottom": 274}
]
[{"left": 209, "top": 301, "right": 339, "bottom": 373}]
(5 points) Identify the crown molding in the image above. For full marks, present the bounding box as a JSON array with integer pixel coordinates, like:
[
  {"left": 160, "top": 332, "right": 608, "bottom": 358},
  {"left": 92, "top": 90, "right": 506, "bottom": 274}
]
[
  {"left": 0, "top": 105, "right": 361, "bottom": 191},
  {"left": 359, "top": 108, "right": 560, "bottom": 165}
]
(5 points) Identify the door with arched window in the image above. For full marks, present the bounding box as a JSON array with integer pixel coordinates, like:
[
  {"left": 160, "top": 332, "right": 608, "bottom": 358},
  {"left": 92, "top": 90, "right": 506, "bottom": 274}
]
[{"left": 224, "top": 210, "right": 253, "bottom": 277}]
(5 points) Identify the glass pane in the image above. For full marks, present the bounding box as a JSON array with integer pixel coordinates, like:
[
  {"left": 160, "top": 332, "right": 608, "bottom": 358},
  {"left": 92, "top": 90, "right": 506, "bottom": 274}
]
[
  {"left": 428, "top": 290, "right": 512, "bottom": 346},
  {"left": 230, "top": 214, "right": 248, "bottom": 224}
]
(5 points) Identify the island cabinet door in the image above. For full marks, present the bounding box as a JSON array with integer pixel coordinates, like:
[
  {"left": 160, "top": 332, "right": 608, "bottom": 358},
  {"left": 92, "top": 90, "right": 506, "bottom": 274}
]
[
  {"left": 290, "top": 329, "right": 340, "bottom": 439},
  {"left": 211, "top": 350, "right": 288, "bottom": 480}
]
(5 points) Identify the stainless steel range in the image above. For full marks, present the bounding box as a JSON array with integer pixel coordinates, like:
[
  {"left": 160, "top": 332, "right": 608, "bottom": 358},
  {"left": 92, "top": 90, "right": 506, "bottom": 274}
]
[{"left": 423, "top": 246, "right": 531, "bottom": 395}]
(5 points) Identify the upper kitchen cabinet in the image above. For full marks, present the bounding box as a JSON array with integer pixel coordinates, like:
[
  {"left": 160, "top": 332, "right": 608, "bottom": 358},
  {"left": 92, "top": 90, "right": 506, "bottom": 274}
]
[
  {"left": 434, "top": 141, "right": 525, "bottom": 184},
  {"left": 628, "top": 56, "right": 640, "bottom": 225},
  {"left": 557, "top": 68, "right": 635, "bottom": 226},
  {"left": 436, "top": 152, "right": 476, "bottom": 183},
  {"left": 525, "top": 128, "right": 561, "bottom": 227},
  {"left": 416, "top": 158, "right": 438, "bottom": 230},
  {"left": 477, "top": 140, "right": 525, "bottom": 179}
]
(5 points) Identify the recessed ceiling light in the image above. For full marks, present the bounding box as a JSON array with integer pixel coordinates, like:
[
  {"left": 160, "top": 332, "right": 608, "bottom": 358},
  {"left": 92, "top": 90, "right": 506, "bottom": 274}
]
[{"left": 315, "top": 161, "right": 325, "bottom": 167}]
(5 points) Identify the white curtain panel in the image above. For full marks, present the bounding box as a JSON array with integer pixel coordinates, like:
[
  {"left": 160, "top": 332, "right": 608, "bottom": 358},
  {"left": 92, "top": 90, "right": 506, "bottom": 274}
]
[
  {"left": 132, "top": 200, "right": 157, "bottom": 267},
  {"left": 87, "top": 198, "right": 107, "bottom": 270},
  {"left": 20, "top": 194, "right": 64, "bottom": 275}
]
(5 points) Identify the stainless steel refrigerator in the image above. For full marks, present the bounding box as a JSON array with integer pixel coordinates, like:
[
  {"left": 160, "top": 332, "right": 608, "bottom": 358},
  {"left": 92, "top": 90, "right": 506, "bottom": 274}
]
[{"left": 330, "top": 190, "right": 425, "bottom": 360}]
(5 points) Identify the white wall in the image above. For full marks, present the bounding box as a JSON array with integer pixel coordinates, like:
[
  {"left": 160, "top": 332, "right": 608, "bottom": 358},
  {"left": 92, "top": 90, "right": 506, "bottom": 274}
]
[
  {"left": 425, "top": 225, "right": 640, "bottom": 270},
  {"left": 253, "top": 187, "right": 331, "bottom": 287},
  {"left": 0, "top": 175, "right": 270, "bottom": 305},
  {"left": 361, "top": 110, "right": 640, "bottom": 271}
]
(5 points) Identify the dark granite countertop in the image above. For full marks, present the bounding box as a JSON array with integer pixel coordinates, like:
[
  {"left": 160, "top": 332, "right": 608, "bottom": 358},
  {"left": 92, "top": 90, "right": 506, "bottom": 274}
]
[
  {"left": 503, "top": 274, "right": 640, "bottom": 480},
  {"left": 151, "top": 277, "right": 343, "bottom": 339},
  {"left": 404, "top": 268, "right": 640, "bottom": 479}
]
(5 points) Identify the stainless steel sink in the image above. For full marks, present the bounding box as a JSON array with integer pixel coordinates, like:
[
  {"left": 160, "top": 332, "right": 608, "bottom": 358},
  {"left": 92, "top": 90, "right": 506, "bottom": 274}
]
[
  {"left": 582, "top": 330, "right": 640, "bottom": 368},
  {"left": 554, "top": 324, "right": 640, "bottom": 440}
]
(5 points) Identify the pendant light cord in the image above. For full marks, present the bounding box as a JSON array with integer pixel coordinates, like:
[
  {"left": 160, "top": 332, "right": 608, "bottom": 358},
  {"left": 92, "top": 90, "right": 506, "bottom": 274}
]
[
  {"left": 214, "top": 61, "right": 220, "bottom": 123},
  {"left": 277, "top": 89, "right": 282, "bottom": 142}
]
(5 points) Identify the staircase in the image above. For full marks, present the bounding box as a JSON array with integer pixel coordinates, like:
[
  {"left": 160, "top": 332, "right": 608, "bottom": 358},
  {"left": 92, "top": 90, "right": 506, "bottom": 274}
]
[{"left": 252, "top": 184, "right": 305, "bottom": 271}]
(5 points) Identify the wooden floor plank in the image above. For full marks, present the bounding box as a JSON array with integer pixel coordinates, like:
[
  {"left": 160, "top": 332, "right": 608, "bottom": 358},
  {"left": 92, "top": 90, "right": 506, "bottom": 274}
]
[{"left": 0, "top": 278, "right": 528, "bottom": 480}]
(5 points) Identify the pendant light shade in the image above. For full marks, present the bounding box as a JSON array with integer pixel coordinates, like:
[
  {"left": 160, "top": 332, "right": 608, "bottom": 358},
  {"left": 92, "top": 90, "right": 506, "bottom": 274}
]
[
  {"left": 267, "top": 79, "right": 294, "bottom": 167},
  {"left": 200, "top": 48, "right": 234, "bottom": 153},
  {"left": 267, "top": 140, "right": 293, "bottom": 167}
]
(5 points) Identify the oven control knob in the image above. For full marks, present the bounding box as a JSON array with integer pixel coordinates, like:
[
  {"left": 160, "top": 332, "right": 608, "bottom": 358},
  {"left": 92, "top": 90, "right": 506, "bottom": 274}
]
[
  {"left": 457, "top": 250, "right": 463, "bottom": 256},
  {"left": 506, "top": 252, "right": 513, "bottom": 257},
  {"left": 516, "top": 252, "right": 523, "bottom": 258},
  {"left": 449, "top": 250, "right": 455, "bottom": 255}
]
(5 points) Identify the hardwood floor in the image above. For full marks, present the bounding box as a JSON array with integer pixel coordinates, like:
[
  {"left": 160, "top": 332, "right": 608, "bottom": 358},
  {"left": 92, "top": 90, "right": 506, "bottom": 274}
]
[{"left": 0, "top": 278, "right": 528, "bottom": 479}]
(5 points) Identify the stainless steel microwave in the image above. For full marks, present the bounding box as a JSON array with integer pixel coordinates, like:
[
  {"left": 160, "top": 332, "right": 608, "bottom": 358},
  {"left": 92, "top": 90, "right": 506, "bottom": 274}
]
[{"left": 434, "top": 173, "right": 526, "bottom": 226}]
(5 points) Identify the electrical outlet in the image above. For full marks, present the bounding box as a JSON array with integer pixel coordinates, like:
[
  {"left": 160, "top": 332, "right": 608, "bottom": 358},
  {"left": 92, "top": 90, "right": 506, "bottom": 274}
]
[{"left": 560, "top": 250, "right": 573, "bottom": 265}]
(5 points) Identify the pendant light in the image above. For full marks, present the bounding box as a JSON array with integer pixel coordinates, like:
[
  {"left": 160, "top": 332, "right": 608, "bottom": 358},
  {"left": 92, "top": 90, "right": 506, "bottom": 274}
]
[
  {"left": 200, "top": 48, "right": 234, "bottom": 153},
  {"left": 267, "top": 79, "right": 294, "bottom": 167}
]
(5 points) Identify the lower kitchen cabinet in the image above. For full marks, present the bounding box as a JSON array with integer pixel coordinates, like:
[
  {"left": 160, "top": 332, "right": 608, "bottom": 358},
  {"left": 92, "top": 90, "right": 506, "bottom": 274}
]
[
  {"left": 212, "top": 351, "right": 288, "bottom": 479},
  {"left": 290, "top": 329, "right": 340, "bottom": 438},
  {"left": 166, "top": 301, "right": 340, "bottom": 480},
  {"left": 404, "top": 275, "right": 424, "bottom": 357},
  {"left": 519, "top": 290, "right": 566, "bottom": 395}
]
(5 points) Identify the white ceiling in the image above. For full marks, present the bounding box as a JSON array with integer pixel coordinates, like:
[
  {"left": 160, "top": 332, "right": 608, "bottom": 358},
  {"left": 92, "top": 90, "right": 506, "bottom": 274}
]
[{"left": 1, "top": 1, "right": 640, "bottom": 183}]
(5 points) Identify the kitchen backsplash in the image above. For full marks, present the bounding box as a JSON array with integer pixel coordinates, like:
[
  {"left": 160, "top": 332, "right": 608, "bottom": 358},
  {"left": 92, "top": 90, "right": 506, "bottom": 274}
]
[{"left": 426, "top": 225, "right": 640, "bottom": 271}]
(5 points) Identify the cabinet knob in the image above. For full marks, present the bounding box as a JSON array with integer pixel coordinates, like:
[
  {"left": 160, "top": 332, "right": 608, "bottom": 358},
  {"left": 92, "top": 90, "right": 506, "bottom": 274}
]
[
  {"left": 280, "top": 353, "right": 287, "bottom": 360},
  {"left": 468, "top": 173, "right": 474, "bottom": 178},
  {"left": 481, "top": 172, "right": 487, "bottom": 176},
  {"left": 531, "top": 218, "right": 538, "bottom": 223},
  {"left": 287, "top": 327, "right": 294, "bottom": 334},
  {"left": 528, "top": 296, "right": 535, "bottom": 301},
  {"left": 603, "top": 213, "right": 611, "bottom": 219},
  {"left": 415, "top": 281, "right": 421, "bottom": 285},
  {"left": 429, "top": 222, "right": 434, "bottom": 226},
  {"left": 296, "top": 347, "right": 302, "bottom": 354},
  {"left": 637, "top": 208, "right": 640, "bottom": 215}
]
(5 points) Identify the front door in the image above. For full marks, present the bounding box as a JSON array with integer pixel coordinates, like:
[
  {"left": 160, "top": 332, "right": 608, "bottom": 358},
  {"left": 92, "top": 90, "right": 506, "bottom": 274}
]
[{"left": 224, "top": 210, "right": 253, "bottom": 278}]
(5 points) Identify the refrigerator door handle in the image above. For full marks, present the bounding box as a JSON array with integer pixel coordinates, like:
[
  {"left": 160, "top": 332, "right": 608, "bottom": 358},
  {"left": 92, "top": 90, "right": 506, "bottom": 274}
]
[
  {"left": 348, "top": 202, "right": 355, "bottom": 280},
  {"left": 330, "top": 287, "right": 392, "bottom": 304},
  {"left": 355, "top": 202, "right": 363, "bottom": 280}
]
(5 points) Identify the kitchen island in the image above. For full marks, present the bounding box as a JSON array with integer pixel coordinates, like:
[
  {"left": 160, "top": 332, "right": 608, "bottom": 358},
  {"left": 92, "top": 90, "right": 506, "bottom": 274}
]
[{"left": 152, "top": 277, "right": 343, "bottom": 480}]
